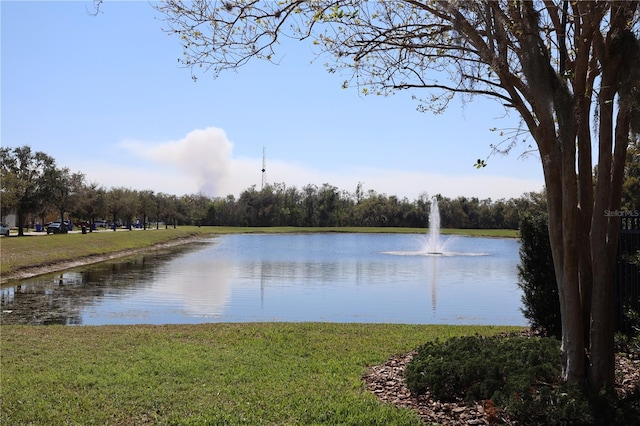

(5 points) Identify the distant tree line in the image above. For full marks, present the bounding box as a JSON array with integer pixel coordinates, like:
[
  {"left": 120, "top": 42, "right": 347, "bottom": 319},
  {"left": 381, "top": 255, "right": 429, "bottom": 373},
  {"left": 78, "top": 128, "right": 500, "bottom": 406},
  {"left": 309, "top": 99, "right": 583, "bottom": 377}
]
[
  {"left": 4, "top": 144, "right": 638, "bottom": 236},
  {"left": 2, "top": 145, "right": 554, "bottom": 235},
  {"left": 203, "top": 182, "right": 548, "bottom": 229}
]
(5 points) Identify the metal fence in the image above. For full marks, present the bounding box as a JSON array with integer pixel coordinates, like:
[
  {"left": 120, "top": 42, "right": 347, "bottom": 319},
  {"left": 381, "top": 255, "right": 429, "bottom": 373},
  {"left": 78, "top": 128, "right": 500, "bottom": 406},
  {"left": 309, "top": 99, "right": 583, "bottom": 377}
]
[{"left": 615, "top": 216, "right": 640, "bottom": 333}]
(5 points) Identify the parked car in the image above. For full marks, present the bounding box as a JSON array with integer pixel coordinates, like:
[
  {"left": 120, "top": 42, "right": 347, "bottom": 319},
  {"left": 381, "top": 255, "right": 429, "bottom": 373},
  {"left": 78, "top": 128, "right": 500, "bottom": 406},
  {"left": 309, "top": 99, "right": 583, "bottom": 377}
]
[
  {"left": 46, "top": 221, "right": 68, "bottom": 234},
  {"left": 94, "top": 220, "right": 108, "bottom": 228},
  {"left": 0, "top": 224, "right": 10, "bottom": 237}
]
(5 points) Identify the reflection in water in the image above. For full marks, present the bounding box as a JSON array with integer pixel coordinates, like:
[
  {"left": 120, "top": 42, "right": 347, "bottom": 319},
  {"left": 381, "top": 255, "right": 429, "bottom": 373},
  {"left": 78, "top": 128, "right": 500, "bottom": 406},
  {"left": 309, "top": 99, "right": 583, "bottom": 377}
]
[
  {"left": 430, "top": 257, "right": 438, "bottom": 314},
  {"left": 1, "top": 234, "right": 526, "bottom": 326},
  {"left": 1, "top": 258, "right": 152, "bottom": 325},
  {"left": 260, "top": 261, "right": 266, "bottom": 310},
  {"left": 1, "top": 244, "right": 206, "bottom": 325},
  {"left": 148, "top": 257, "right": 231, "bottom": 317}
]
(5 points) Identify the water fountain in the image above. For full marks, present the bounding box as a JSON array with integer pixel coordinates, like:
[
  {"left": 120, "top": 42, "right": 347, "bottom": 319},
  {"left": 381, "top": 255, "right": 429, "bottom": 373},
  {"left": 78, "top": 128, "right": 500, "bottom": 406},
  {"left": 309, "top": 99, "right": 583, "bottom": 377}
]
[
  {"left": 383, "top": 197, "right": 451, "bottom": 256},
  {"left": 382, "top": 197, "right": 487, "bottom": 257},
  {"left": 424, "top": 197, "right": 444, "bottom": 254}
]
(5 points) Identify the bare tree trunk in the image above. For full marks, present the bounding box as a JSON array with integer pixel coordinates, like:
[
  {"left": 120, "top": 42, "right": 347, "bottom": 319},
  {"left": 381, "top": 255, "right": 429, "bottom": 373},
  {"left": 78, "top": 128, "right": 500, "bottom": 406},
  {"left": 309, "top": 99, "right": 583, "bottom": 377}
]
[
  {"left": 574, "top": 17, "right": 598, "bottom": 352},
  {"left": 577, "top": 104, "right": 594, "bottom": 350},
  {"left": 590, "top": 110, "right": 630, "bottom": 389},
  {"left": 542, "top": 133, "right": 586, "bottom": 384},
  {"left": 587, "top": 25, "right": 630, "bottom": 384},
  {"left": 562, "top": 171, "right": 586, "bottom": 384},
  {"left": 17, "top": 207, "right": 26, "bottom": 237}
]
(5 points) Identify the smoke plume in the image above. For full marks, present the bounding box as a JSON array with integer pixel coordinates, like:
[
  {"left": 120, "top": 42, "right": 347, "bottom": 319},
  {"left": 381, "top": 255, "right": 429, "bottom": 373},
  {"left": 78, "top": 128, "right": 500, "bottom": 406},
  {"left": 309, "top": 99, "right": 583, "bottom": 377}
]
[{"left": 120, "top": 127, "right": 233, "bottom": 196}]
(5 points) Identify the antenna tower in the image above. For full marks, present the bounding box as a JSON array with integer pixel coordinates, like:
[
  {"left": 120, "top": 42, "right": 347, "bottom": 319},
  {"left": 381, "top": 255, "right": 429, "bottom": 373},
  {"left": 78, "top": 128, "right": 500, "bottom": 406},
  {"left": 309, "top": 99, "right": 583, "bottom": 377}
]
[{"left": 261, "top": 146, "right": 267, "bottom": 189}]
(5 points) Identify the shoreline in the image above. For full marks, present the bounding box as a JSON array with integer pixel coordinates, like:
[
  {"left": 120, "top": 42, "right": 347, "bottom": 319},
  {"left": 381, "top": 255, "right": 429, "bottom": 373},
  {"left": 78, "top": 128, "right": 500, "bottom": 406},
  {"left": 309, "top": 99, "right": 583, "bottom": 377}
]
[
  {"left": 1, "top": 235, "right": 204, "bottom": 285},
  {"left": 1, "top": 228, "right": 518, "bottom": 285}
]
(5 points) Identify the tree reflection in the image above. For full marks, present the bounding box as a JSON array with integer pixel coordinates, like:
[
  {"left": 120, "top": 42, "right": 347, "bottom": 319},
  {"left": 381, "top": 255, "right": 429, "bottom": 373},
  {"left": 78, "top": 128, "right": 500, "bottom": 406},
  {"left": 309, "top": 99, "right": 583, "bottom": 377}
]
[{"left": 0, "top": 245, "right": 197, "bottom": 325}]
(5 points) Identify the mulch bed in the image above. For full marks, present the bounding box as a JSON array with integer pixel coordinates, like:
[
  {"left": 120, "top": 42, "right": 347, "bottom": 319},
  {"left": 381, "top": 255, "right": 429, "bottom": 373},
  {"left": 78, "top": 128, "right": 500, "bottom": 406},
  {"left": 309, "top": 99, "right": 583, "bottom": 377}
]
[{"left": 362, "top": 349, "right": 640, "bottom": 425}]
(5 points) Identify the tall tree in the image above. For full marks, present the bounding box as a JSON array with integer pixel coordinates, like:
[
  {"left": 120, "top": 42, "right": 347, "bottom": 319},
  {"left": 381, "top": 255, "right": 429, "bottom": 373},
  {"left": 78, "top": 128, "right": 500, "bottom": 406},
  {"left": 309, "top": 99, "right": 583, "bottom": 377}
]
[
  {"left": 139, "top": 190, "right": 156, "bottom": 230},
  {"left": 48, "top": 168, "right": 85, "bottom": 228},
  {"left": 157, "top": 1, "right": 640, "bottom": 388},
  {"left": 73, "top": 183, "right": 107, "bottom": 228},
  {"left": 155, "top": 192, "right": 180, "bottom": 228},
  {"left": 119, "top": 189, "right": 141, "bottom": 230},
  {"left": 104, "top": 187, "right": 128, "bottom": 231},
  {"left": 317, "top": 183, "right": 342, "bottom": 226},
  {"left": 0, "top": 146, "right": 58, "bottom": 236}
]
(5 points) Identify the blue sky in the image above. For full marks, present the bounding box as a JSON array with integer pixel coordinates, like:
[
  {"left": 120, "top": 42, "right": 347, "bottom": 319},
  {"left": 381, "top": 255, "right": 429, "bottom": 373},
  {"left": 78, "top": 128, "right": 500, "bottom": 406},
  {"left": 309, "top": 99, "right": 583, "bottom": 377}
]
[{"left": 2, "top": 1, "right": 545, "bottom": 201}]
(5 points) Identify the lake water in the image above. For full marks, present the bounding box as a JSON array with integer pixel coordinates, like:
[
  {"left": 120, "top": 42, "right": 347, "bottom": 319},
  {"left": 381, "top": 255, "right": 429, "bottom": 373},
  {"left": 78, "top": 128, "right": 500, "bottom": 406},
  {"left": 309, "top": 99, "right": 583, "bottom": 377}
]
[{"left": 0, "top": 233, "right": 527, "bottom": 326}]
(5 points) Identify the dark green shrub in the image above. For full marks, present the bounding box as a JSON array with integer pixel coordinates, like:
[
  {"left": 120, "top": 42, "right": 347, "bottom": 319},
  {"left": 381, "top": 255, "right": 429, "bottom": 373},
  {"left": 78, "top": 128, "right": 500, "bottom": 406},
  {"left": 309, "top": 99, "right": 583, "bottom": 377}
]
[
  {"left": 517, "top": 212, "right": 562, "bottom": 339},
  {"left": 405, "top": 335, "right": 562, "bottom": 403},
  {"left": 585, "top": 385, "right": 640, "bottom": 426},
  {"left": 616, "top": 307, "right": 640, "bottom": 355},
  {"left": 503, "top": 381, "right": 594, "bottom": 426},
  {"left": 405, "top": 335, "right": 640, "bottom": 425}
]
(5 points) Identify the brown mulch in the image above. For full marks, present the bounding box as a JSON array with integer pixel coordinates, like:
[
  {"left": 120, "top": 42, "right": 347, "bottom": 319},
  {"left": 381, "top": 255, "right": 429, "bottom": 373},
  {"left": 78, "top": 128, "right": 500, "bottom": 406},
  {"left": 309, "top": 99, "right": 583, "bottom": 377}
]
[{"left": 362, "top": 349, "right": 640, "bottom": 426}]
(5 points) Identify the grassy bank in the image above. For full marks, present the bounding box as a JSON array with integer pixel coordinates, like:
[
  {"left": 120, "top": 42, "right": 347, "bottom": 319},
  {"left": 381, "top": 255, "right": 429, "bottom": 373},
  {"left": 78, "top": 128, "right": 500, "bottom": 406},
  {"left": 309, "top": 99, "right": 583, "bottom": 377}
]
[
  {"left": 0, "top": 226, "right": 517, "bottom": 279},
  {"left": 0, "top": 226, "right": 213, "bottom": 278},
  {"left": 1, "top": 323, "right": 521, "bottom": 425}
]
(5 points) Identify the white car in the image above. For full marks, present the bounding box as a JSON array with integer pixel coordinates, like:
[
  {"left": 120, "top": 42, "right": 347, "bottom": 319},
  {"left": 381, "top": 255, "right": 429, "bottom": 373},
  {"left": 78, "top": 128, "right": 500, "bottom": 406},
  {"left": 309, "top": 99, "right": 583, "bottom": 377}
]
[{"left": 0, "top": 224, "right": 10, "bottom": 237}]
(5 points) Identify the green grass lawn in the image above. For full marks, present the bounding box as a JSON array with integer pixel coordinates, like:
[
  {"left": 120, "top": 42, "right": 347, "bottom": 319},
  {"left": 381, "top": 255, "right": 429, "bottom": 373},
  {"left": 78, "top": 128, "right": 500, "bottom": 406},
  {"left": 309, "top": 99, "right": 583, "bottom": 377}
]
[
  {"left": 1, "top": 227, "right": 522, "bottom": 423},
  {"left": 1, "top": 323, "right": 522, "bottom": 425}
]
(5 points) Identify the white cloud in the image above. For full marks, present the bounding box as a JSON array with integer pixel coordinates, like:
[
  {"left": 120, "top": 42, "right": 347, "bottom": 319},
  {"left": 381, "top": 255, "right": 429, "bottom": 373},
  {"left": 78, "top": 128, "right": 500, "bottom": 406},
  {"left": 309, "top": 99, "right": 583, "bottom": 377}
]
[
  {"left": 78, "top": 127, "right": 544, "bottom": 201},
  {"left": 268, "top": 167, "right": 543, "bottom": 200},
  {"left": 339, "top": 168, "right": 544, "bottom": 200},
  {"left": 79, "top": 161, "right": 196, "bottom": 195}
]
